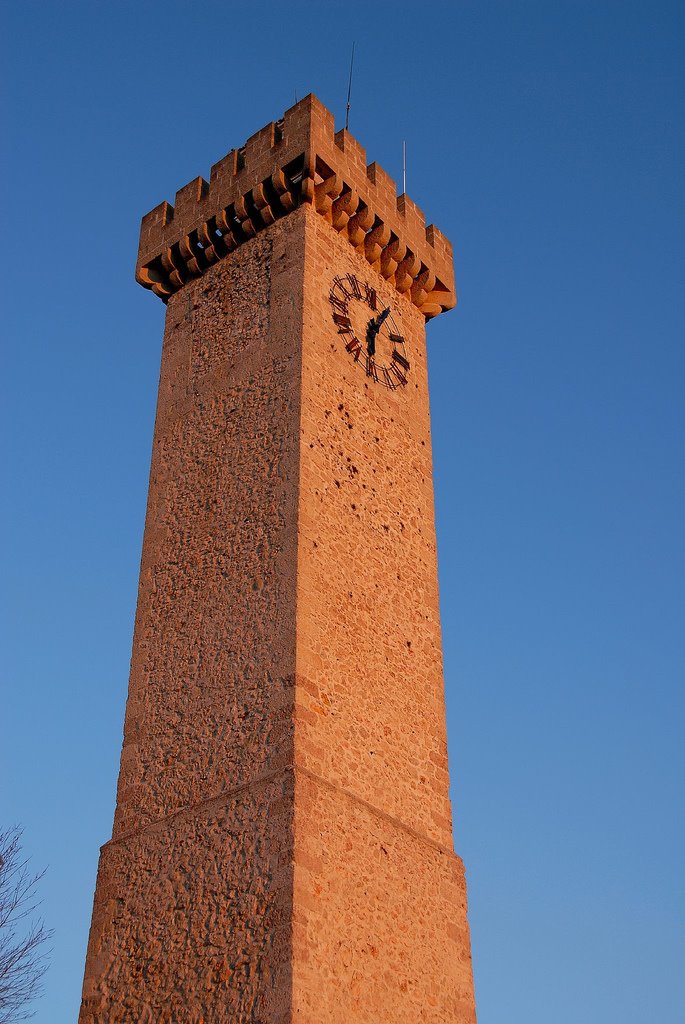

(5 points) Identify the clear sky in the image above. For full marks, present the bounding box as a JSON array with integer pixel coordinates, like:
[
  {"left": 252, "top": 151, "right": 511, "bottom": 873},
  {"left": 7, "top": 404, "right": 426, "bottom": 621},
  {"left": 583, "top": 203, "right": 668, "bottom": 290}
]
[{"left": 1, "top": 1, "right": 683, "bottom": 1021}]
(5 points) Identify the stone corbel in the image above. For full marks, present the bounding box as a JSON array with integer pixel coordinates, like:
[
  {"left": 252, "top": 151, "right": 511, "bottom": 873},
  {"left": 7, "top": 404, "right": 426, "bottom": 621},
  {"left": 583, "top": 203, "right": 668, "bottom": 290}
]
[
  {"left": 161, "top": 246, "right": 187, "bottom": 291},
  {"left": 315, "top": 174, "right": 343, "bottom": 221},
  {"left": 422, "top": 288, "right": 456, "bottom": 318},
  {"left": 300, "top": 155, "right": 316, "bottom": 204},
  {"left": 179, "top": 233, "right": 205, "bottom": 278},
  {"left": 395, "top": 251, "right": 421, "bottom": 294},
  {"left": 234, "top": 195, "right": 256, "bottom": 239},
  {"left": 250, "top": 183, "right": 274, "bottom": 227},
  {"left": 136, "top": 263, "right": 173, "bottom": 299},
  {"left": 410, "top": 267, "right": 436, "bottom": 308},
  {"left": 271, "top": 169, "right": 295, "bottom": 213},
  {"left": 215, "top": 209, "right": 239, "bottom": 252},
  {"left": 364, "top": 221, "right": 391, "bottom": 267},
  {"left": 331, "top": 189, "right": 359, "bottom": 232},
  {"left": 197, "top": 221, "right": 221, "bottom": 265},
  {"left": 380, "top": 236, "right": 407, "bottom": 281},
  {"left": 347, "top": 204, "right": 375, "bottom": 249}
]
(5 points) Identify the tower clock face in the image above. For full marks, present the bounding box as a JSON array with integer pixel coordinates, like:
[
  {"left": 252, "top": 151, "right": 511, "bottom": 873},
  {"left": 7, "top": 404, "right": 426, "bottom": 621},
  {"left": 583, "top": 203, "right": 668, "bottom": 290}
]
[{"left": 329, "top": 273, "right": 410, "bottom": 389}]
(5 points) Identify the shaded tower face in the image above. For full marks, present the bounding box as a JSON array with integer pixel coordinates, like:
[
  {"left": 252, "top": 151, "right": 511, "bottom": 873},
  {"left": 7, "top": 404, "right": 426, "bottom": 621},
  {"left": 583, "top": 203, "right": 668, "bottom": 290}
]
[{"left": 78, "top": 95, "right": 477, "bottom": 1024}]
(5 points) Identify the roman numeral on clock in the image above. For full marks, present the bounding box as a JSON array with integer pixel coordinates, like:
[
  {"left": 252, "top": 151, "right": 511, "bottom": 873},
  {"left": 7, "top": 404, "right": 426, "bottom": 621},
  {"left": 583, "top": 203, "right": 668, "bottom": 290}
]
[
  {"left": 345, "top": 337, "right": 363, "bottom": 361},
  {"left": 332, "top": 275, "right": 352, "bottom": 299},
  {"left": 381, "top": 367, "right": 396, "bottom": 389},
  {"left": 392, "top": 349, "right": 410, "bottom": 371},
  {"left": 333, "top": 313, "right": 352, "bottom": 332},
  {"left": 364, "top": 283, "right": 377, "bottom": 310},
  {"left": 329, "top": 292, "right": 349, "bottom": 314},
  {"left": 347, "top": 274, "right": 362, "bottom": 299},
  {"left": 389, "top": 361, "right": 407, "bottom": 386}
]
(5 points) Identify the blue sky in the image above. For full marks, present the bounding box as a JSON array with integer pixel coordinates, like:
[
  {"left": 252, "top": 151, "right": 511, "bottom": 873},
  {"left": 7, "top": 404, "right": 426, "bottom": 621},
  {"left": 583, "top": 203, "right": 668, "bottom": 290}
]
[{"left": 1, "top": 1, "right": 683, "bottom": 1020}]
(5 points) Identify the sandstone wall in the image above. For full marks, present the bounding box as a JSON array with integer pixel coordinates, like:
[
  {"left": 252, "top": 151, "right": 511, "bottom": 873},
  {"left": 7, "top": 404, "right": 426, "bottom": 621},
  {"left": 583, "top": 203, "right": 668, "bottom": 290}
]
[{"left": 80, "top": 198, "right": 476, "bottom": 1022}]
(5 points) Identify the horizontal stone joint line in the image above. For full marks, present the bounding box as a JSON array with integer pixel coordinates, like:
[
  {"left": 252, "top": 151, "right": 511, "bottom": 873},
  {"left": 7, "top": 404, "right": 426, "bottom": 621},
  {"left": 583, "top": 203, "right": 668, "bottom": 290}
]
[
  {"left": 102, "top": 764, "right": 295, "bottom": 851},
  {"left": 296, "top": 764, "right": 457, "bottom": 859},
  {"left": 102, "top": 763, "right": 458, "bottom": 862}
]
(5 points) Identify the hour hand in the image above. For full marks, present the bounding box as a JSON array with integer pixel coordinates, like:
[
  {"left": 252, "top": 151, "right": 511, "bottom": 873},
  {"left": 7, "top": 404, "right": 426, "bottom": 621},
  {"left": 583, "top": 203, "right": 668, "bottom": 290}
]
[
  {"left": 366, "top": 307, "right": 390, "bottom": 356},
  {"left": 366, "top": 318, "right": 378, "bottom": 356}
]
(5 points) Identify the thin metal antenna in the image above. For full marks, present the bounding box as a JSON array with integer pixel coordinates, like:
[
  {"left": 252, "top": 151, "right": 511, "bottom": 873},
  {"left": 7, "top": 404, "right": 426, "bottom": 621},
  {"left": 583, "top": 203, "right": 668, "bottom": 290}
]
[
  {"left": 402, "top": 140, "right": 407, "bottom": 195},
  {"left": 345, "top": 42, "right": 355, "bottom": 130}
]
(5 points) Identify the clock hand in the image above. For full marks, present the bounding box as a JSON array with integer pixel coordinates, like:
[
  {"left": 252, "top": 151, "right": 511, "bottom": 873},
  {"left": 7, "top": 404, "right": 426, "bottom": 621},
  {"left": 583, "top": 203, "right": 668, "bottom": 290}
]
[
  {"left": 366, "top": 307, "right": 391, "bottom": 357},
  {"left": 366, "top": 318, "right": 378, "bottom": 357}
]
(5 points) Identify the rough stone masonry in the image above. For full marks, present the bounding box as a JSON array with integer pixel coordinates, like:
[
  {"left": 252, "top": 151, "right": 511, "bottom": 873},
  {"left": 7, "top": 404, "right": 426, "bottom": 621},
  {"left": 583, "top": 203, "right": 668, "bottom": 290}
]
[{"left": 78, "top": 94, "right": 478, "bottom": 1023}]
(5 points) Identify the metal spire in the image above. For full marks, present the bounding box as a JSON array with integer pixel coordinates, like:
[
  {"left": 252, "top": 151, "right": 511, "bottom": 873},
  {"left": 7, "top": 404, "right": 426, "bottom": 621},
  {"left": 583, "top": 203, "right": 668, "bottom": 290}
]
[{"left": 345, "top": 42, "right": 355, "bottom": 130}]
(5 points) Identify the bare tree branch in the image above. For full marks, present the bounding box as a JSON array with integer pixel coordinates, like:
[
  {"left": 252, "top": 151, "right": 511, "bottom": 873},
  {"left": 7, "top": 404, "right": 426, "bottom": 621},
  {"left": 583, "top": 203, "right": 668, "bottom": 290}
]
[{"left": 0, "top": 828, "right": 52, "bottom": 1023}]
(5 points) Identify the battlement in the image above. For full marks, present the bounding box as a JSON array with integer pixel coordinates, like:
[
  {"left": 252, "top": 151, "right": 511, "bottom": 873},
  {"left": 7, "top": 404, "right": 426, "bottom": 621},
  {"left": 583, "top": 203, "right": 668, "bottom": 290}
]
[{"left": 136, "top": 94, "right": 455, "bottom": 319}]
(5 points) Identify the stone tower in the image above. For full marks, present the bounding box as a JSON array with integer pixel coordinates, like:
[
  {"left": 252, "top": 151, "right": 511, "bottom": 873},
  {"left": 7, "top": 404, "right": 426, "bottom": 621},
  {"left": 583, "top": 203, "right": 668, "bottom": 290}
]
[{"left": 79, "top": 94, "right": 477, "bottom": 1023}]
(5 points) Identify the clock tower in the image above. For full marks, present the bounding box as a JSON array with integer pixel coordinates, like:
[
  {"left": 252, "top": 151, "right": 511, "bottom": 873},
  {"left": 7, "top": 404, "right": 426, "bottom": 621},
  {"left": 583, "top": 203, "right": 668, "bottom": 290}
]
[{"left": 79, "top": 94, "right": 477, "bottom": 1023}]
